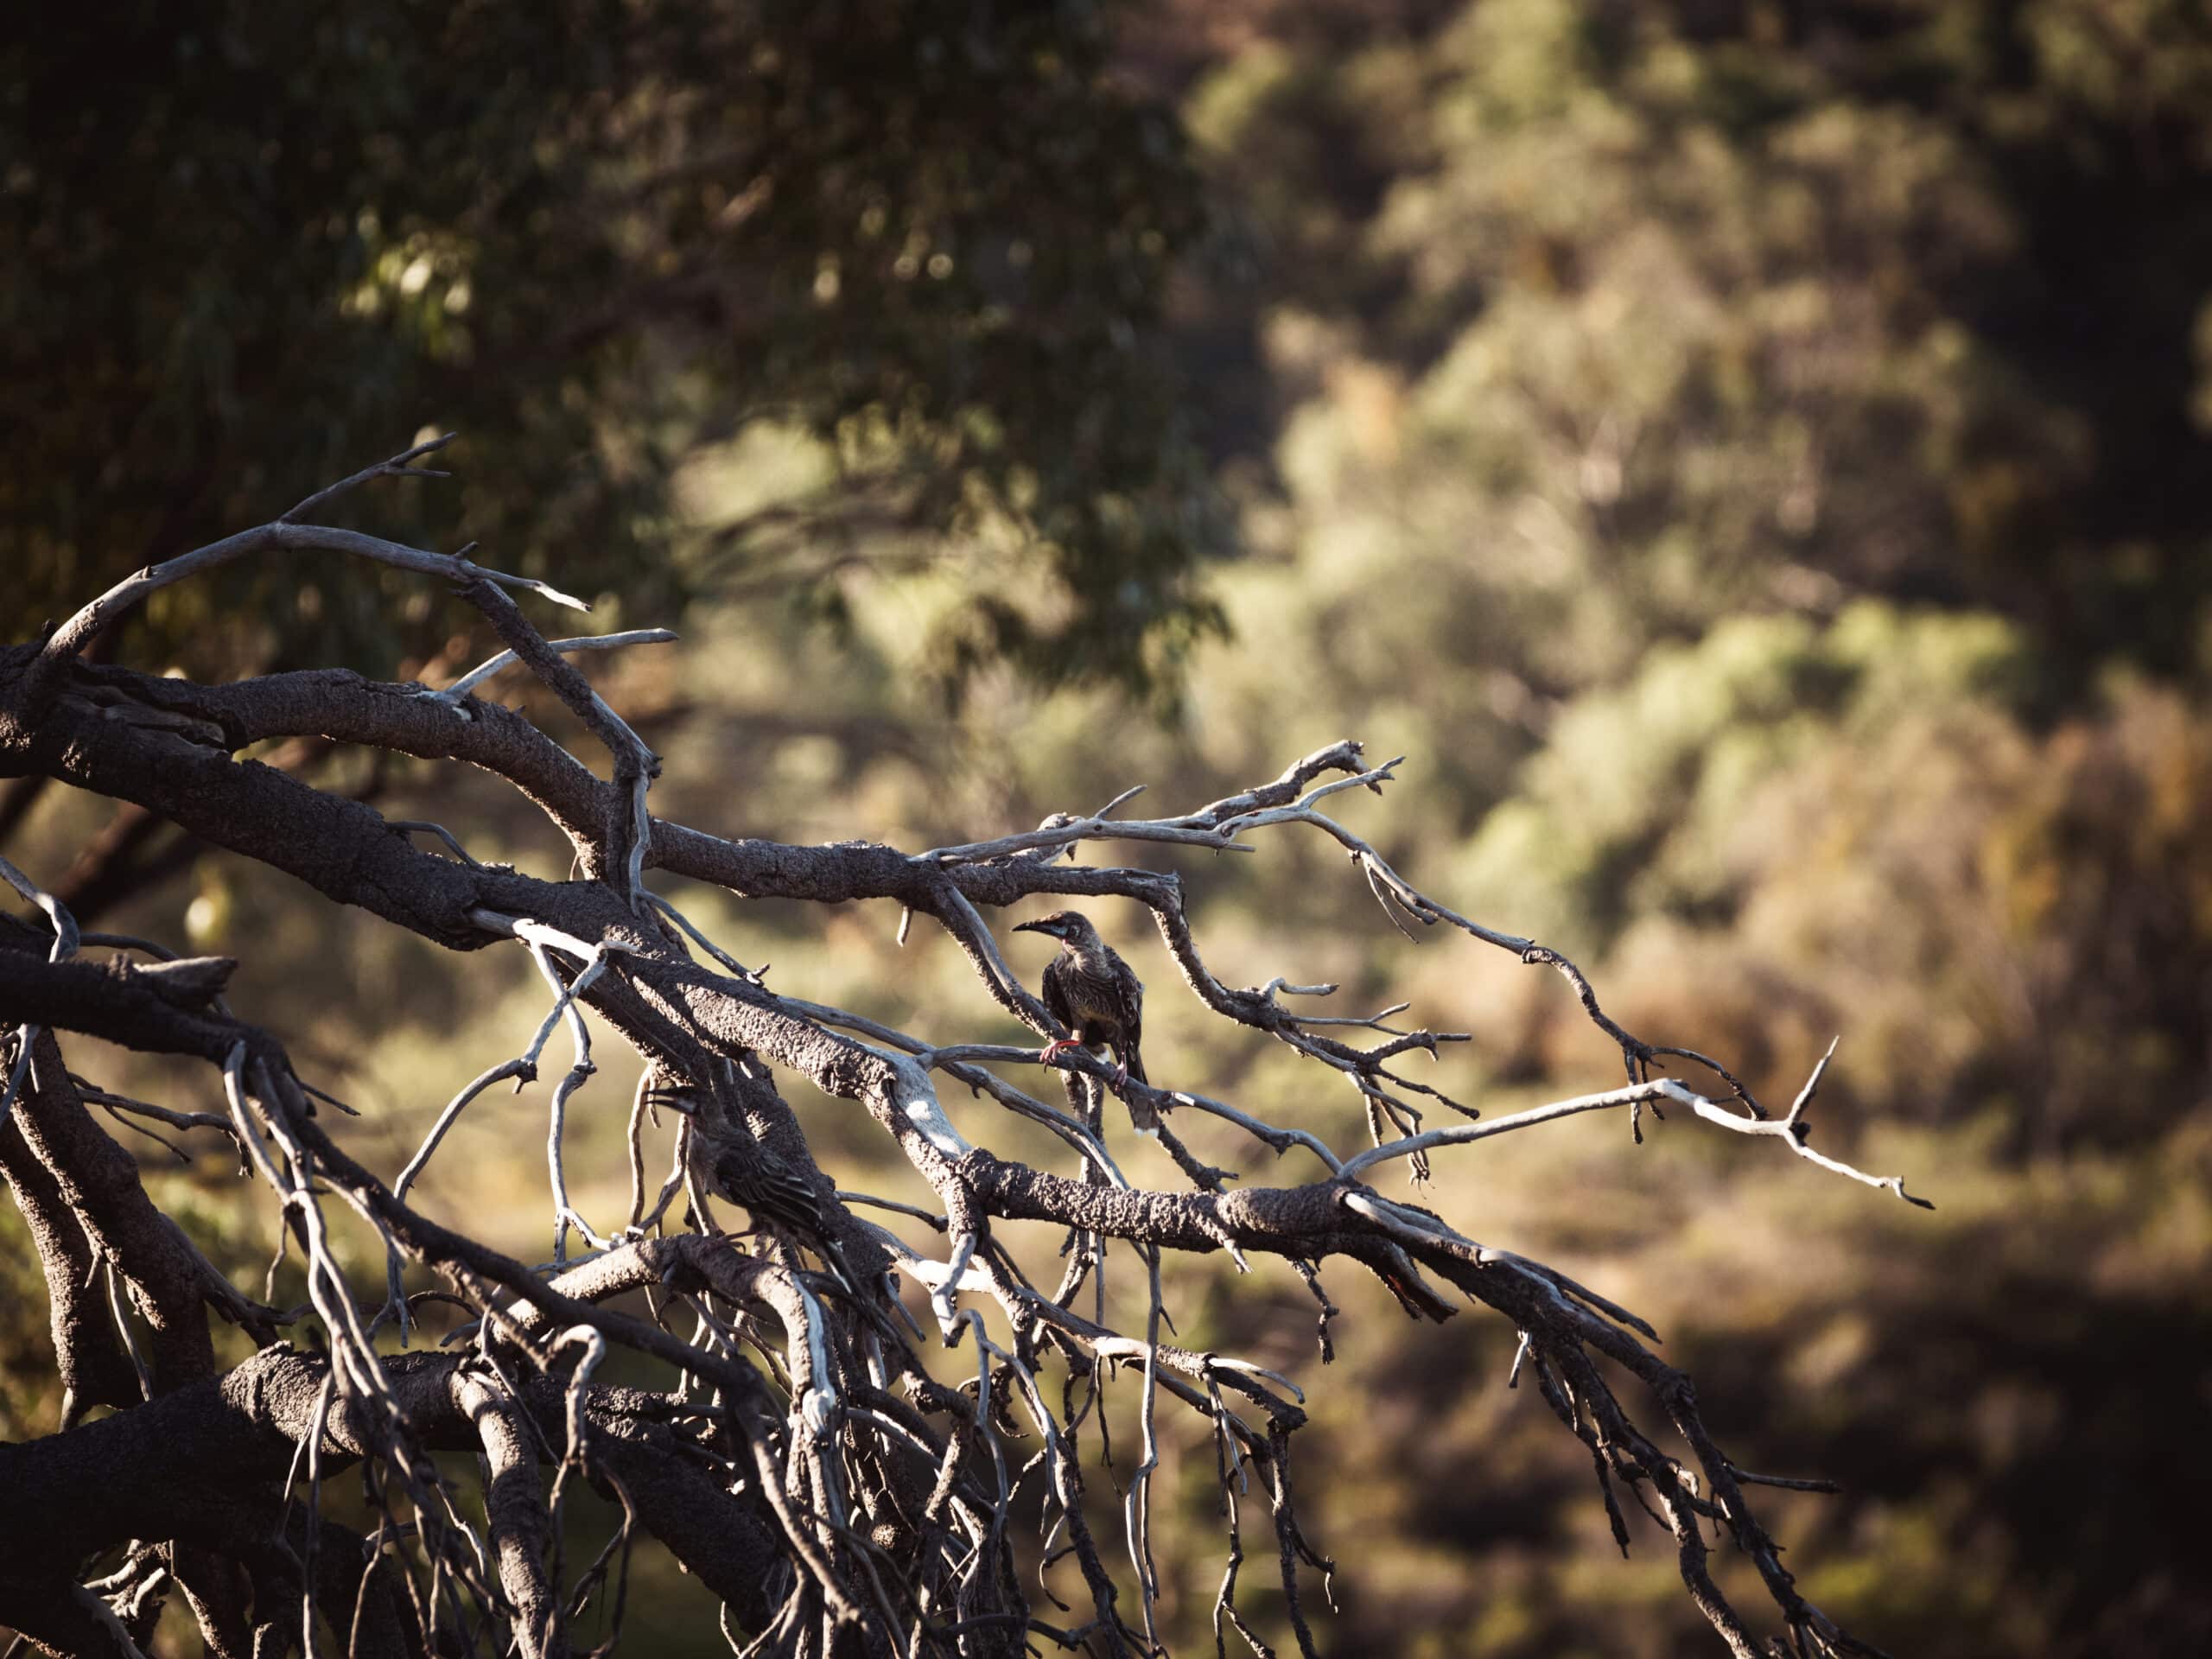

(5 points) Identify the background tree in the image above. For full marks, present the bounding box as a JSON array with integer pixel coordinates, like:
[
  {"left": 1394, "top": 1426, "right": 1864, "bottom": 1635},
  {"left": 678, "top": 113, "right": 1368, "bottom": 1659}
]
[{"left": 2, "top": 0, "right": 1221, "bottom": 693}]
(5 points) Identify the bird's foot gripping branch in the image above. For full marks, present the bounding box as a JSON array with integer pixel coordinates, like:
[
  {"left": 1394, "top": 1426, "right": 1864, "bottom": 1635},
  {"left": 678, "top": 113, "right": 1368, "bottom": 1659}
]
[{"left": 0, "top": 437, "right": 1924, "bottom": 1658}]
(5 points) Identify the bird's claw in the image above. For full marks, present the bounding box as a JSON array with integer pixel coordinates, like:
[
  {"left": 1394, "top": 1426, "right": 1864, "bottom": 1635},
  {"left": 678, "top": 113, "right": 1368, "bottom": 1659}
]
[{"left": 1039, "top": 1039, "right": 1082, "bottom": 1065}]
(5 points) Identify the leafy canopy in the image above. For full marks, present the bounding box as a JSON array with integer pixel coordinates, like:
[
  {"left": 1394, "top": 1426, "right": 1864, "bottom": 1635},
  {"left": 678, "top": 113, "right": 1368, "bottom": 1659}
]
[{"left": 2, "top": 0, "right": 1223, "bottom": 690}]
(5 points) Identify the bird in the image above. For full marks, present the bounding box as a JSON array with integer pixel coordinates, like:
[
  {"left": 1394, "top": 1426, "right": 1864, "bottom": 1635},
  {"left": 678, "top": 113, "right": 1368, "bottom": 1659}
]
[
  {"left": 1012, "top": 909, "right": 1159, "bottom": 1129},
  {"left": 642, "top": 1073, "right": 827, "bottom": 1239}
]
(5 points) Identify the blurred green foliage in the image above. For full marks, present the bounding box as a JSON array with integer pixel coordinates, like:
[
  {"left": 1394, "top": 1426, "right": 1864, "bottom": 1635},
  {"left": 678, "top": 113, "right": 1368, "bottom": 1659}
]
[
  {"left": 1192, "top": 0, "right": 2212, "bottom": 687},
  {"left": 9, "top": 2, "right": 2212, "bottom": 1656},
  {"left": 1, "top": 0, "right": 1224, "bottom": 692}
]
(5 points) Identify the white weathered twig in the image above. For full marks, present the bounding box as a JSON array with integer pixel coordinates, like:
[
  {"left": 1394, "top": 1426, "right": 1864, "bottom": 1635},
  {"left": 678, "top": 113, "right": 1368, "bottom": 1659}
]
[
  {"left": 520, "top": 938, "right": 619, "bottom": 1262},
  {"left": 922, "top": 817, "right": 1253, "bottom": 864},
  {"left": 1338, "top": 1061, "right": 1930, "bottom": 1208},
  {"left": 38, "top": 512, "right": 587, "bottom": 684},
  {"left": 0, "top": 853, "right": 80, "bottom": 963},
  {"left": 0, "top": 855, "right": 77, "bottom": 1123},
  {"left": 396, "top": 1059, "right": 537, "bottom": 1204},
  {"left": 1338, "top": 1080, "right": 1681, "bottom": 1179},
  {"left": 388, "top": 820, "right": 487, "bottom": 868},
  {"left": 279, "top": 430, "right": 456, "bottom": 524},
  {"left": 426, "top": 628, "right": 679, "bottom": 708},
  {"left": 931, "top": 1232, "right": 980, "bottom": 1341}
]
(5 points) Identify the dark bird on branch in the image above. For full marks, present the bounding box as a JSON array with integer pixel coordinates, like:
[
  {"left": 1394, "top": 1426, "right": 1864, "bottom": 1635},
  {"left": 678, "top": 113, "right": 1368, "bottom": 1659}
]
[
  {"left": 643, "top": 1075, "right": 827, "bottom": 1238},
  {"left": 1013, "top": 909, "right": 1160, "bottom": 1131}
]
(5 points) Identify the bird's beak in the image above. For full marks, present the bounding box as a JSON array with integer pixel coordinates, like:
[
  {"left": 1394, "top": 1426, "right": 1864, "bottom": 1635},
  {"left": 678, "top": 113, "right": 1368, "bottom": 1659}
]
[
  {"left": 1012, "top": 919, "right": 1048, "bottom": 936},
  {"left": 641, "top": 1084, "right": 702, "bottom": 1117}
]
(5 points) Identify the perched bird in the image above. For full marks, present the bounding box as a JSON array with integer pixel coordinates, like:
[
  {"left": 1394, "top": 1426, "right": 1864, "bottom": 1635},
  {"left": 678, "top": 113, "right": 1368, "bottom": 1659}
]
[
  {"left": 1012, "top": 910, "right": 1158, "bottom": 1129},
  {"left": 643, "top": 1075, "right": 827, "bottom": 1238}
]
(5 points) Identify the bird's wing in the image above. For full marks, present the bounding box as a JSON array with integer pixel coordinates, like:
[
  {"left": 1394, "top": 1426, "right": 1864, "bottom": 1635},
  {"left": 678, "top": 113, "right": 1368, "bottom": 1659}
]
[
  {"left": 1099, "top": 950, "right": 1146, "bottom": 1084},
  {"left": 1039, "top": 954, "right": 1079, "bottom": 1039}
]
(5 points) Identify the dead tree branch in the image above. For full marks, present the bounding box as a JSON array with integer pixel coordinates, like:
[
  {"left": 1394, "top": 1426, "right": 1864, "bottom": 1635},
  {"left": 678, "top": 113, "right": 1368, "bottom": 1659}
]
[{"left": 0, "top": 438, "right": 1924, "bottom": 1659}]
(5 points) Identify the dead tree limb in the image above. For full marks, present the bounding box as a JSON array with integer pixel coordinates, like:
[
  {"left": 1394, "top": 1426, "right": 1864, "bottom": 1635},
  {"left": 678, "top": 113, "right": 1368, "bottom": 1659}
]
[{"left": 0, "top": 439, "right": 1923, "bottom": 1659}]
